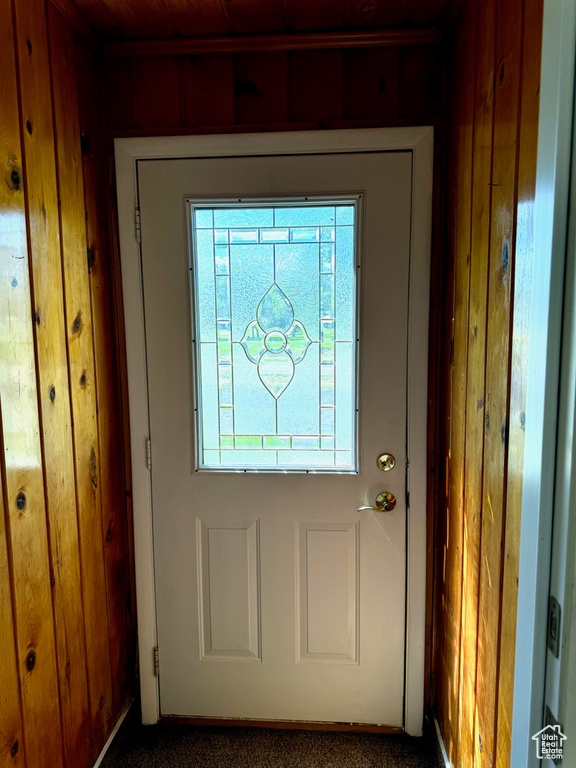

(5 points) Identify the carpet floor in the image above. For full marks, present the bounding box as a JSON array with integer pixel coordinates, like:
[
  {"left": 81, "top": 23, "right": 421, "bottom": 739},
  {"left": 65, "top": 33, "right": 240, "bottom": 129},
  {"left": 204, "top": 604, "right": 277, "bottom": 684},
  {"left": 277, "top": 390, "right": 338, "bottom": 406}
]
[{"left": 101, "top": 708, "right": 440, "bottom": 768}]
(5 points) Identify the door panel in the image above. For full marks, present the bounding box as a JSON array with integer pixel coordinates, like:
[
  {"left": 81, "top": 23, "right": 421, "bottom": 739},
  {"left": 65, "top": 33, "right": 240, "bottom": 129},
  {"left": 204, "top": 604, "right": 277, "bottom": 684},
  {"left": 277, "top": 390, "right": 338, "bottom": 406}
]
[{"left": 138, "top": 150, "right": 412, "bottom": 726}]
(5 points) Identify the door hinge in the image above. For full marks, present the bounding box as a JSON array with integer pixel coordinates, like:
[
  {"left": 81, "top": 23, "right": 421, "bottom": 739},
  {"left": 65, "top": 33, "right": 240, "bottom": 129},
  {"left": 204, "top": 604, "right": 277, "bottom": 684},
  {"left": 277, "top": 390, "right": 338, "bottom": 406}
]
[
  {"left": 548, "top": 595, "right": 561, "bottom": 658},
  {"left": 135, "top": 205, "right": 142, "bottom": 244},
  {"left": 153, "top": 646, "right": 159, "bottom": 677},
  {"left": 146, "top": 437, "right": 152, "bottom": 470}
]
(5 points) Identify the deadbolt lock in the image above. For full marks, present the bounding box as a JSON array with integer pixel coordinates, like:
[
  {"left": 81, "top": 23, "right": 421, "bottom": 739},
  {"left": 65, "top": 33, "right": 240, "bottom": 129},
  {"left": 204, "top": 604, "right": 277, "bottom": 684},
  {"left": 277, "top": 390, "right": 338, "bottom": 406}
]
[{"left": 377, "top": 453, "right": 396, "bottom": 472}]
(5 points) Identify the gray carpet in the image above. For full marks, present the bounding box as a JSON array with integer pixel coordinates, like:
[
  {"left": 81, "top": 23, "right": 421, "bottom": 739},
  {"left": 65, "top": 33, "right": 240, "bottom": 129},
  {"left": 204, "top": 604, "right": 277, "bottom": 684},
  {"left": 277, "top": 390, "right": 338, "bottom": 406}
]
[{"left": 101, "top": 707, "right": 440, "bottom": 767}]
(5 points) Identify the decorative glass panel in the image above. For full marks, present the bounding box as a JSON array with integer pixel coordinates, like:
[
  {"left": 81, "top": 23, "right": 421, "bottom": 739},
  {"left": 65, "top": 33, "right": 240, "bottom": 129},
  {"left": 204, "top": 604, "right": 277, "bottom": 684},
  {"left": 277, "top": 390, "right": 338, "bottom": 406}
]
[{"left": 191, "top": 203, "right": 358, "bottom": 471}]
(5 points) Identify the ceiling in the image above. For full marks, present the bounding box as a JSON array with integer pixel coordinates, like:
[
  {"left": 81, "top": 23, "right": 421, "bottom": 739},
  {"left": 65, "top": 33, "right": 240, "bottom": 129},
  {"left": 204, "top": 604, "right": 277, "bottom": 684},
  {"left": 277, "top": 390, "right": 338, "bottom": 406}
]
[{"left": 65, "top": 0, "right": 456, "bottom": 40}]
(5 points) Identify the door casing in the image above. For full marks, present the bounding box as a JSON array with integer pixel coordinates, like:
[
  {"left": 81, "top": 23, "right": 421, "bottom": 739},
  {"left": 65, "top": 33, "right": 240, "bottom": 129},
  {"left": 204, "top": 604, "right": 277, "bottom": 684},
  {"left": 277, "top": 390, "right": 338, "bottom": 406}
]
[{"left": 114, "top": 127, "right": 433, "bottom": 735}]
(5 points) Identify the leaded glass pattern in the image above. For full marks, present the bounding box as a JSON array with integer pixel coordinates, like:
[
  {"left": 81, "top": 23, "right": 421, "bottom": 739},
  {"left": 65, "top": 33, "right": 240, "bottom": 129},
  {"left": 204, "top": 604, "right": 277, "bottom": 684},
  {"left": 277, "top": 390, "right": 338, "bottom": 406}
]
[{"left": 191, "top": 203, "right": 358, "bottom": 471}]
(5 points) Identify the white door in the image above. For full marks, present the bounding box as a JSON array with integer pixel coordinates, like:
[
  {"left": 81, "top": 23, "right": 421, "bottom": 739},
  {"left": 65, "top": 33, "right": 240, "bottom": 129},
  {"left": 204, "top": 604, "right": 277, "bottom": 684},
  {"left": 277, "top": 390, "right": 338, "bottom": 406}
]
[{"left": 138, "top": 147, "right": 414, "bottom": 727}]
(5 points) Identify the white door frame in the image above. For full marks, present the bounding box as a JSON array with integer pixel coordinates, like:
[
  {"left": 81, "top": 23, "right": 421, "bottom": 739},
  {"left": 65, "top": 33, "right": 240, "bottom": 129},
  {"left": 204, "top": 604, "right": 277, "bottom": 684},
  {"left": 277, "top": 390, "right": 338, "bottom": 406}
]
[
  {"left": 511, "top": 2, "right": 576, "bottom": 765},
  {"left": 115, "top": 127, "right": 433, "bottom": 734}
]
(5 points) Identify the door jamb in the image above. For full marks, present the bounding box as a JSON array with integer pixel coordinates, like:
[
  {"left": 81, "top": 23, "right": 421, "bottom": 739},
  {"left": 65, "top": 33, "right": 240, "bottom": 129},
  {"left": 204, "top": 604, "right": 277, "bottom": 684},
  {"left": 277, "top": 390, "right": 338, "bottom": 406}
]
[
  {"left": 114, "top": 127, "right": 434, "bottom": 734},
  {"left": 511, "top": 2, "right": 576, "bottom": 765}
]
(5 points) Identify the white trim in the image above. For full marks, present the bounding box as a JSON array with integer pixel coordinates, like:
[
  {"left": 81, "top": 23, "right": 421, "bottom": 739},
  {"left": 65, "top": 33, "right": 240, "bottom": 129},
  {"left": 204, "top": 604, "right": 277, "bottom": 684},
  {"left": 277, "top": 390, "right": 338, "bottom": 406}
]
[
  {"left": 511, "top": 3, "right": 576, "bottom": 767},
  {"left": 115, "top": 127, "right": 433, "bottom": 733},
  {"left": 92, "top": 699, "right": 133, "bottom": 768},
  {"left": 433, "top": 716, "right": 451, "bottom": 768}
]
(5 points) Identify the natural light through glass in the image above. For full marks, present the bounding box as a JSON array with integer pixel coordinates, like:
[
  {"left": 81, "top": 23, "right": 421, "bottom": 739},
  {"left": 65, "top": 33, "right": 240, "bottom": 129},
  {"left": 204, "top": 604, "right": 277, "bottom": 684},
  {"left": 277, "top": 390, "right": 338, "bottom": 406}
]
[{"left": 191, "top": 202, "right": 358, "bottom": 471}]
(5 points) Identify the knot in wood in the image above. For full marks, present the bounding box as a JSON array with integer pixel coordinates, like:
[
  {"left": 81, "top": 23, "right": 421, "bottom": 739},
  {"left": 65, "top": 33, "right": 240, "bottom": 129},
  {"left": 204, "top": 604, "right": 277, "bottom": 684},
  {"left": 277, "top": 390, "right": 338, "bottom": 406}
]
[
  {"left": 9, "top": 167, "right": 22, "bottom": 191},
  {"left": 72, "top": 311, "right": 82, "bottom": 335},
  {"left": 10, "top": 741, "right": 18, "bottom": 758},
  {"left": 16, "top": 491, "right": 26, "bottom": 511},
  {"left": 49, "top": 385, "right": 56, "bottom": 403},
  {"left": 26, "top": 650, "right": 36, "bottom": 671},
  {"left": 80, "top": 371, "right": 87, "bottom": 388},
  {"left": 26, "top": 120, "right": 32, "bottom": 135},
  {"left": 89, "top": 447, "right": 98, "bottom": 488}
]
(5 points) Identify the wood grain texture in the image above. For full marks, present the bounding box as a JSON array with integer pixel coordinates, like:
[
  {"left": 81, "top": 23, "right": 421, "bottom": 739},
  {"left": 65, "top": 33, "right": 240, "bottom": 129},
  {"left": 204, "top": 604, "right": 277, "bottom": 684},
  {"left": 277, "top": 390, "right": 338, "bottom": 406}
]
[
  {"left": 343, "top": 48, "right": 400, "bottom": 119},
  {"left": 495, "top": 0, "right": 542, "bottom": 765},
  {"left": 475, "top": 0, "right": 523, "bottom": 763},
  {"left": 0, "top": 22, "right": 25, "bottom": 766},
  {"left": 183, "top": 55, "right": 235, "bottom": 126},
  {"left": 52, "top": 0, "right": 453, "bottom": 39},
  {"left": 345, "top": 0, "right": 409, "bottom": 27},
  {"left": 47, "top": 5, "right": 110, "bottom": 765},
  {"left": 130, "top": 57, "right": 182, "bottom": 129},
  {"left": 234, "top": 52, "right": 288, "bottom": 124},
  {"left": 75, "top": 37, "right": 133, "bottom": 725},
  {"left": 1, "top": 4, "right": 64, "bottom": 766},
  {"left": 48, "top": 0, "right": 101, "bottom": 49},
  {"left": 442, "top": 3, "right": 475, "bottom": 761},
  {"left": 101, "top": 29, "right": 444, "bottom": 58},
  {"left": 435, "top": 0, "right": 543, "bottom": 766},
  {"left": 459, "top": 1, "right": 495, "bottom": 765},
  {"left": 0, "top": 464, "right": 24, "bottom": 768},
  {"left": 289, "top": 50, "right": 344, "bottom": 122}
]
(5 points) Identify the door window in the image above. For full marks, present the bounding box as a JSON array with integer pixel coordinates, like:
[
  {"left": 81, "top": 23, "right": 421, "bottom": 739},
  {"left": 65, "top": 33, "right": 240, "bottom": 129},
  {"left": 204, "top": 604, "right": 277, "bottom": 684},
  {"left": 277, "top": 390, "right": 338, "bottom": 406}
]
[{"left": 190, "top": 201, "right": 360, "bottom": 472}]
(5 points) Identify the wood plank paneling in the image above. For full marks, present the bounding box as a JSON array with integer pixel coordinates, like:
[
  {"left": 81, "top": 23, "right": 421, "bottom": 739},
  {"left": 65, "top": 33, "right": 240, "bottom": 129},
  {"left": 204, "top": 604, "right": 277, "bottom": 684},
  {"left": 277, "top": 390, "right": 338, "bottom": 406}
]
[
  {"left": 226, "top": 0, "right": 286, "bottom": 34},
  {"left": 234, "top": 52, "right": 288, "bottom": 124},
  {"left": 289, "top": 50, "right": 344, "bottom": 122},
  {"left": 345, "top": 0, "right": 409, "bottom": 27},
  {"left": 458, "top": 0, "right": 495, "bottom": 765},
  {"left": 183, "top": 55, "right": 235, "bottom": 126},
  {"left": 286, "top": 0, "right": 346, "bottom": 30},
  {"left": 436, "top": 0, "right": 543, "bottom": 766},
  {"left": 495, "top": 1, "right": 542, "bottom": 766},
  {"left": 48, "top": 5, "right": 110, "bottom": 764},
  {"left": 0, "top": 477, "right": 23, "bottom": 768},
  {"left": 1, "top": 3, "right": 64, "bottom": 766},
  {"left": 0, "top": 2, "right": 133, "bottom": 766},
  {"left": 475, "top": 0, "right": 523, "bottom": 763},
  {"left": 343, "top": 48, "right": 400, "bottom": 119},
  {"left": 399, "top": 47, "right": 443, "bottom": 118},
  {"left": 130, "top": 57, "right": 181, "bottom": 129},
  {"left": 75, "top": 37, "right": 133, "bottom": 721},
  {"left": 0, "top": 11, "right": 26, "bottom": 765},
  {"left": 441, "top": 2, "right": 475, "bottom": 761}
]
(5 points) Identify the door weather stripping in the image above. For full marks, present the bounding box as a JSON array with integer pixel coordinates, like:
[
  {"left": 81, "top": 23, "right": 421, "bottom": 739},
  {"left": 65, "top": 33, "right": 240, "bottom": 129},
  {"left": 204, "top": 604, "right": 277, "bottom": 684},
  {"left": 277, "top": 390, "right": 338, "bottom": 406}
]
[
  {"left": 153, "top": 646, "right": 159, "bottom": 677},
  {"left": 146, "top": 437, "right": 152, "bottom": 470},
  {"left": 135, "top": 205, "right": 142, "bottom": 244}
]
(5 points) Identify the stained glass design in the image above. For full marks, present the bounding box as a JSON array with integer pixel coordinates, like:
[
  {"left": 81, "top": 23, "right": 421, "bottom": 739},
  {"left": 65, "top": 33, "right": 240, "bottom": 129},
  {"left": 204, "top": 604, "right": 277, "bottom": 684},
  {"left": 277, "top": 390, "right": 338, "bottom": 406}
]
[{"left": 191, "top": 203, "right": 358, "bottom": 471}]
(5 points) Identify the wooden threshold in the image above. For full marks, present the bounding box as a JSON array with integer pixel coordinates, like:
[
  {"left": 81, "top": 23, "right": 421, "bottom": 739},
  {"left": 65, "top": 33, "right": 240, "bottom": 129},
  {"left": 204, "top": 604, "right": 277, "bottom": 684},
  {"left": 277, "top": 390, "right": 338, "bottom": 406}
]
[
  {"left": 102, "top": 28, "right": 444, "bottom": 58},
  {"left": 161, "top": 716, "right": 403, "bottom": 733}
]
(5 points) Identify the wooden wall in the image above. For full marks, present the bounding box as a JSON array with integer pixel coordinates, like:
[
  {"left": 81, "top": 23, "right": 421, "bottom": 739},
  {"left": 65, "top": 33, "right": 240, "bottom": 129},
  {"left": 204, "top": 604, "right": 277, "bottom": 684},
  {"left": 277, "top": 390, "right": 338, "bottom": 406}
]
[
  {"left": 100, "top": 45, "right": 443, "bottom": 138},
  {"left": 0, "top": 3, "right": 132, "bottom": 767},
  {"left": 435, "top": 0, "right": 543, "bottom": 765}
]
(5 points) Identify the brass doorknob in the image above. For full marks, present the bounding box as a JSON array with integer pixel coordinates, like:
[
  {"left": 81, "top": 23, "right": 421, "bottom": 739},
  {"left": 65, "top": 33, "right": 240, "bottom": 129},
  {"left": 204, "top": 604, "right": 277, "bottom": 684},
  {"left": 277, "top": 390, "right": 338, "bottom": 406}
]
[{"left": 358, "top": 491, "right": 397, "bottom": 513}]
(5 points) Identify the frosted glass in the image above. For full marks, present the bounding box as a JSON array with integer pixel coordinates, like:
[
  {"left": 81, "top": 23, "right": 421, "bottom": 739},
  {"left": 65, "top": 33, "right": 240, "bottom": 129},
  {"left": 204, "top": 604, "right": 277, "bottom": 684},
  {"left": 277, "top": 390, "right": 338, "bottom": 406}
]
[
  {"left": 336, "top": 206, "right": 354, "bottom": 225},
  {"left": 274, "top": 207, "right": 335, "bottom": 227},
  {"left": 336, "top": 226, "right": 355, "bottom": 341},
  {"left": 200, "top": 344, "right": 219, "bottom": 449},
  {"left": 195, "top": 229, "right": 216, "bottom": 342},
  {"left": 196, "top": 209, "right": 213, "bottom": 228},
  {"left": 275, "top": 243, "right": 319, "bottom": 338},
  {"left": 230, "top": 244, "right": 274, "bottom": 341},
  {"left": 336, "top": 343, "right": 354, "bottom": 451},
  {"left": 215, "top": 208, "right": 274, "bottom": 227},
  {"left": 192, "top": 204, "right": 357, "bottom": 470}
]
